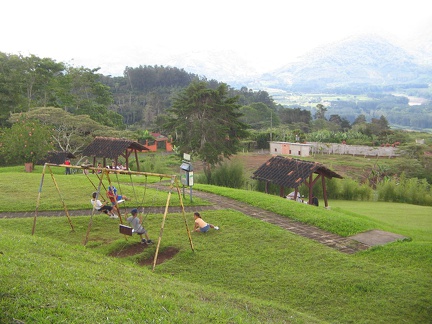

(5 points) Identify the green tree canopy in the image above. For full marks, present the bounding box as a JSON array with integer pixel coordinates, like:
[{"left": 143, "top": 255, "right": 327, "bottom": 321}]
[
  {"left": 8, "top": 107, "right": 108, "bottom": 154},
  {"left": 0, "top": 117, "right": 54, "bottom": 164},
  {"left": 314, "top": 104, "right": 328, "bottom": 120},
  {"left": 239, "top": 102, "right": 280, "bottom": 129},
  {"left": 164, "top": 81, "right": 249, "bottom": 168}
]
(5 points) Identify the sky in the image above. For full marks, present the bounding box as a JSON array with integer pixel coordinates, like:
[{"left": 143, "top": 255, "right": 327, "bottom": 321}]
[{"left": 2, "top": 0, "right": 431, "bottom": 76}]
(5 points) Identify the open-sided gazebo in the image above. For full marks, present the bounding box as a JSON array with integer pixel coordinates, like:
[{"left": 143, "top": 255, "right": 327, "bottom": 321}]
[
  {"left": 37, "top": 151, "right": 76, "bottom": 165},
  {"left": 82, "top": 137, "right": 149, "bottom": 171},
  {"left": 251, "top": 155, "right": 343, "bottom": 207}
]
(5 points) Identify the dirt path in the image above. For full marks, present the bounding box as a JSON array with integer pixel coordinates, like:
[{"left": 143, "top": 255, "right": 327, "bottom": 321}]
[
  {"left": 188, "top": 189, "right": 371, "bottom": 254},
  {"left": 2, "top": 185, "right": 384, "bottom": 254}
]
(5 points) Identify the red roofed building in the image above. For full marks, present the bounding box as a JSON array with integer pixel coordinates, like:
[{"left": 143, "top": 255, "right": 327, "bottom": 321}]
[{"left": 142, "top": 133, "right": 173, "bottom": 152}]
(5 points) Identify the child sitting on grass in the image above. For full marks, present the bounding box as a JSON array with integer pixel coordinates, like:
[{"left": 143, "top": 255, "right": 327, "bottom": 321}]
[
  {"left": 126, "top": 208, "right": 153, "bottom": 244},
  {"left": 193, "top": 212, "right": 219, "bottom": 233}
]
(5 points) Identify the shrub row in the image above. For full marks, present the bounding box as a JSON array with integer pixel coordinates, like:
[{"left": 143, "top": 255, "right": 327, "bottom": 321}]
[{"left": 204, "top": 162, "right": 432, "bottom": 206}]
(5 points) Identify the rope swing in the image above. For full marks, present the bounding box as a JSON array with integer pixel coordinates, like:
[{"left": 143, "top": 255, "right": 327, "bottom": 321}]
[{"left": 32, "top": 163, "right": 194, "bottom": 270}]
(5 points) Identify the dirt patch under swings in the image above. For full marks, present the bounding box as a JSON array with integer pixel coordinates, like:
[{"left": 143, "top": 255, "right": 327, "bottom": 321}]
[
  {"left": 109, "top": 243, "right": 179, "bottom": 266},
  {"left": 139, "top": 246, "right": 180, "bottom": 266}
]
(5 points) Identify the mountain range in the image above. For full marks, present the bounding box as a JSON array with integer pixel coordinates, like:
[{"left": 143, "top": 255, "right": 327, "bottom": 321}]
[{"left": 165, "top": 34, "right": 432, "bottom": 93}]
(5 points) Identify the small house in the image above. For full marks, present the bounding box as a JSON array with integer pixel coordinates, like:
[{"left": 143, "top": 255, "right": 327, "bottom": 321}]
[{"left": 270, "top": 141, "right": 312, "bottom": 157}]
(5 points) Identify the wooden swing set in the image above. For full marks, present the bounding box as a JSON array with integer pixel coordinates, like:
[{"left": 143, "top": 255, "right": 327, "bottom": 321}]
[{"left": 32, "top": 163, "right": 194, "bottom": 270}]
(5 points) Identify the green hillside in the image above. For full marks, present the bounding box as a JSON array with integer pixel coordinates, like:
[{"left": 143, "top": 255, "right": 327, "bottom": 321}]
[{"left": 1, "top": 169, "right": 431, "bottom": 323}]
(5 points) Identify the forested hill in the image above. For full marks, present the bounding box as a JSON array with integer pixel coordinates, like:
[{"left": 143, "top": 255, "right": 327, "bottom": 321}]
[
  {"left": 0, "top": 53, "right": 278, "bottom": 130},
  {"left": 1, "top": 45, "right": 432, "bottom": 131},
  {"left": 102, "top": 65, "right": 279, "bottom": 128}
]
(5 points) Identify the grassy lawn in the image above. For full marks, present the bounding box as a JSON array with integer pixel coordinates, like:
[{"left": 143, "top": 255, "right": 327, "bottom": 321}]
[
  {"left": 330, "top": 200, "right": 432, "bottom": 242},
  {"left": 0, "top": 166, "right": 208, "bottom": 212},
  {"left": 1, "top": 167, "right": 431, "bottom": 323}
]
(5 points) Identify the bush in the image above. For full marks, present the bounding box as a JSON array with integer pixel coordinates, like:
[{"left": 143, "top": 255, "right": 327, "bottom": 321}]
[
  {"left": 209, "top": 161, "right": 245, "bottom": 189},
  {"left": 377, "top": 174, "right": 432, "bottom": 206},
  {"left": 319, "top": 178, "right": 372, "bottom": 201},
  {"left": 129, "top": 154, "right": 170, "bottom": 174}
]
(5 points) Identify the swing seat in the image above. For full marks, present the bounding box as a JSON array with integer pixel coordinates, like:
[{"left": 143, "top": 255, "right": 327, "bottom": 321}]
[{"left": 119, "top": 224, "right": 133, "bottom": 236}]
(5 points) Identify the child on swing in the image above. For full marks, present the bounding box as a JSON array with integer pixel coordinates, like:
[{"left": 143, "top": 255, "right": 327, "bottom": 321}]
[
  {"left": 193, "top": 212, "right": 219, "bottom": 232},
  {"left": 126, "top": 209, "right": 153, "bottom": 244},
  {"left": 90, "top": 192, "right": 118, "bottom": 219},
  {"left": 107, "top": 185, "right": 130, "bottom": 205}
]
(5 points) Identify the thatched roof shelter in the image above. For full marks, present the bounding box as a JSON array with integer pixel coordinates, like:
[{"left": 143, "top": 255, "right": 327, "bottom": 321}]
[
  {"left": 251, "top": 155, "right": 343, "bottom": 207},
  {"left": 37, "top": 151, "right": 76, "bottom": 165},
  {"left": 81, "top": 137, "right": 149, "bottom": 171}
]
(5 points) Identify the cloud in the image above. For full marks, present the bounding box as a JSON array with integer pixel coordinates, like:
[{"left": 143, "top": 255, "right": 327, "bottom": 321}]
[{"left": 2, "top": 0, "right": 431, "bottom": 76}]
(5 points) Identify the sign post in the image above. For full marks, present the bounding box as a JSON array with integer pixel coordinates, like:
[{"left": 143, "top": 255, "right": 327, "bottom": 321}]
[{"left": 180, "top": 153, "right": 193, "bottom": 202}]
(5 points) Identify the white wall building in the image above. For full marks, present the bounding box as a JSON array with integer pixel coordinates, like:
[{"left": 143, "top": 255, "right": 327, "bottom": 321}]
[{"left": 269, "top": 141, "right": 312, "bottom": 157}]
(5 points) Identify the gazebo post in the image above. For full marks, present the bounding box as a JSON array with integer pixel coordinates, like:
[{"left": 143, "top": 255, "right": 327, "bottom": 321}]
[
  {"left": 124, "top": 149, "right": 130, "bottom": 170},
  {"left": 322, "top": 175, "right": 328, "bottom": 207},
  {"left": 279, "top": 186, "right": 284, "bottom": 197},
  {"left": 134, "top": 149, "right": 140, "bottom": 172},
  {"left": 307, "top": 174, "right": 313, "bottom": 204}
]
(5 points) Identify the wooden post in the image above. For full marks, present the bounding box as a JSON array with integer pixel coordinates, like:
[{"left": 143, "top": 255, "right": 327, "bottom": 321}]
[
  {"left": 279, "top": 185, "right": 284, "bottom": 198},
  {"left": 152, "top": 188, "right": 172, "bottom": 271},
  {"left": 174, "top": 176, "right": 194, "bottom": 253},
  {"left": 134, "top": 149, "right": 140, "bottom": 172},
  {"left": 322, "top": 175, "right": 328, "bottom": 208},
  {"left": 32, "top": 163, "right": 47, "bottom": 235},
  {"left": 308, "top": 174, "right": 314, "bottom": 204},
  {"left": 47, "top": 165, "right": 75, "bottom": 232}
]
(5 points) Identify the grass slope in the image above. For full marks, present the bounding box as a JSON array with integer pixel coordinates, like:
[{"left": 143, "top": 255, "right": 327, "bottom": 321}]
[{"left": 1, "top": 169, "right": 431, "bottom": 323}]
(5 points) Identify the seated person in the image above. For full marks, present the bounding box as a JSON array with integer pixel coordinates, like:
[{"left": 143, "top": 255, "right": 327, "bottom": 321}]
[
  {"left": 90, "top": 192, "right": 118, "bottom": 218},
  {"left": 126, "top": 208, "right": 153, "bottom": 244},
  {"left": 193, "top": 212, "right": 219, "bottom": 232},
  {"left": 107, "top": 186, "right": 129, "bottom": 205}
]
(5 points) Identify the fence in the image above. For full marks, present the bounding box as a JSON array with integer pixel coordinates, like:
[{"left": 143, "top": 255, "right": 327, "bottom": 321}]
[{"left": 309, "top": 142, "right": 399, "bottom": 157}]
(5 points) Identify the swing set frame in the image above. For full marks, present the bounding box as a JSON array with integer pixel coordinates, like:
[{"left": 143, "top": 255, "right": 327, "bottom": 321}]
[{"left": 32, "top": 163, "right": 194, "bottom": 271}]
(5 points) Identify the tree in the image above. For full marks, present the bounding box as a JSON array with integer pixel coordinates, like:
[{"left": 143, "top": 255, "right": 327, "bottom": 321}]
[
  {"left": 314, "top": 104, "right": 327, "bottom": 120},
  {"left": 8, "top": 107, "right": 108, "bottom": 154},
  {"left": 21, "top": 54, "right": 64, "bottom": 109},
  {"left": 239, "top": 102, "right": 279, "bottom": 129},
  {"left": 164, "top": 81, "right": 249, "bottom": 177},
  {"left": 55, "top": 65, "right": 121, "bottom": 128},
  {"left": 278, "top": 107, "right": 312, "bottom": 125},
  {"left": 0, "top": 52, "right": 27, "bottom": 124},
  {"left": 0, "top": 117, "right": 54, "bottom": 164}
]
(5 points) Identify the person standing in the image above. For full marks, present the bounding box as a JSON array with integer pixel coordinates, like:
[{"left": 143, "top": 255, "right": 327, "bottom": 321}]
[{"left": 65, "top": 158, "right": 71, "bottom": 175}]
